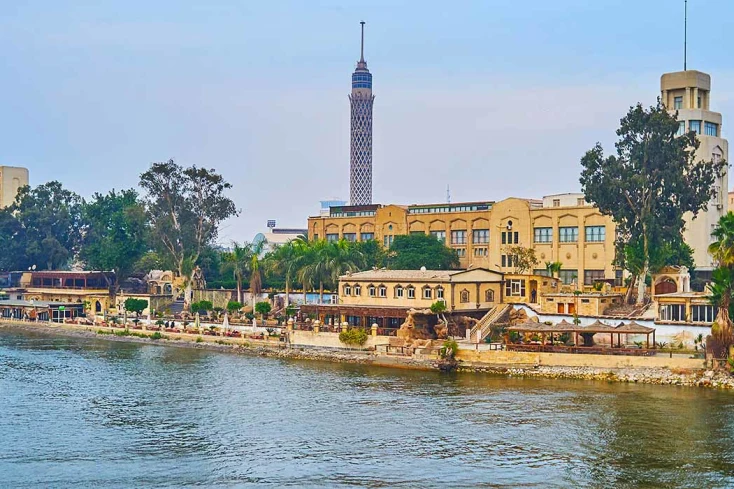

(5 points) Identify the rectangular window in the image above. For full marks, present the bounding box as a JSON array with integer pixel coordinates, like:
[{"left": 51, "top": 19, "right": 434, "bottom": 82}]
[
  {"left": 343, "top": 233, "right": 357, "bottom": 242},
  {"left": 326, "top": 233, "right": 339, "bottom": 242},
  {"left": 368, "top": 286, "right": 376, "bottom": 297},
  {"left": 430, "top": 230, "right": 446, "bottom": 244},
  {"left": 659, "top": 304, "right": 686, "bottom": 322},
  {"left": 534, "top": 227, "right": 552, "bottom": 243},
  {"left": 473, "top": 247, "right": 488, "bottom": 257},
  {"left": 423, "top": 288, "right": 432, "bottom": 300},
  {"left": 559, "top": 227, "right": 578, "bottom": 243},
  {"left": 705, "top": 122, "right": 719, "bottom": 137},
  {"left": 354, "top": 285, "right": 361, "bottom": 296},
  {"left": 552, "top": 199, "right": 560, "bottom": 207},
  {"left": 676, "top": 121, "right": 685, "bottom": 136},
  {"left": 559, "top": 270, "right": 578, "bottom": 285},
  {"left": 674, "top": 96, "right": 682, "bottom": 109},
  {"left": 615, "top": 269, "right": 624, "bottom": 287},
  {"left": 313, "top": 234, "right": 319, "bottom": 240},
  {"left": 689, "top": 120, "right": 701, "bottom": 134},
  {"left": 436, "top": 288, "right": 444, "bottom": 299},
  {"left": 585, "top": 226, "right": 605, "bottom": 242},
  {"left": 534, "top": 269, "right": 550, "bottom": 277},
  {"left": 501, "top": 232, "right": 506, "bottom": 245},
  {"left": 395, "top": 287, "right": 404, "bottom": 298},
  {"left": 383, "top": 235, "right": 394, "bottom": 248},
  {"left": 456, "top": 248, "right": 466, "bottom": 258},
  {"left": 697, "top": 95, "right": 702, "bottom": 108},
  {"left": 472, "top": 229, "right": 489, "bottom": 244},
  {"left": 577, "top": 198, "right": 585, "bottom": 206},
  {"left": 691, "top": 305, "right": 717, "bottom": 323},
  {"left": 504, "top": 279, "right": 526, "bottom": 297},
  {"left": 584, "top": 270, "right": 605, "bottom": 286},
  {"left": 409, "top": 231, "right": 425, "bottom": 236},
  {"left": 407, "top": 287, "right": 415, "bottom": 299},
  {"left": 360, "top": 233, "right": 374, "bottom": 241},
  {"left": 451, "top": 230, "right": 467, "bottom": 245}
]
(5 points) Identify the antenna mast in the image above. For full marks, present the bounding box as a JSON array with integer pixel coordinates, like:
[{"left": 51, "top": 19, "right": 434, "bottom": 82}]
[
  {"left": 447, "top": 185, "right": 451, "bottom": 204},
  {"left": 360, "top": 21, "right": 365, "bottom": 63},
  {"left": 684, "top": 0, "right": 687, "bottom": 71}
]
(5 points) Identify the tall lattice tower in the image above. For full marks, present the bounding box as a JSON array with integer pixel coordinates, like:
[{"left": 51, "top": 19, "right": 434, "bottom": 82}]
[{"left": 349, "top": 21, "right": 374, "bottom": 206}]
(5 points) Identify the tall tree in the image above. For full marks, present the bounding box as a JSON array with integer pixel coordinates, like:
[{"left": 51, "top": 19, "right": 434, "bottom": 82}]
[
  {"left": 265, "top": 240, "right": 300, "bottom": 308},
  {"left": 580, "top": 101, "right": 725, "bottom": 303},
  {"left": 12, "top": 181, "right": 84, "bottom": 270},
  {"left": 503, "top": 245, "right": 539, "bottom": 274},
  {"left": 387, "top": 234, "right": 460, "bottom": 270},
  {"left": 708, "top": 212, "right": 734, "bottom": 350},
  {"left": 222, "top": 242, "right": 250, "bottom": 304},
  {"left": 0, "top": 208, "right": 30, "bottom": 271},
  {"left": 139, "top": 159, "right": 237, "bottom": 306},
  {"left": 248, "top": 240, "right": 267, "bottom": 307},
  {"left": 80, "top": 189, "right": 149, "bottom": 281}
]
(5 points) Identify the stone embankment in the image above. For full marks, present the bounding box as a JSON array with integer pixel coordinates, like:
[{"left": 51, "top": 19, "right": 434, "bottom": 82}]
[
  {"left": 460, "top": 364, "right": 734, "bottom": 389},
  {"left": 2, "top": 321, "right": 734, "bottom": 389}
]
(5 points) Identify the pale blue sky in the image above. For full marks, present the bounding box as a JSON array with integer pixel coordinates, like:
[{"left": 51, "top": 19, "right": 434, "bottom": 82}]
[{"left": 2, "top": 0, "right": 732, "bottom": 243}]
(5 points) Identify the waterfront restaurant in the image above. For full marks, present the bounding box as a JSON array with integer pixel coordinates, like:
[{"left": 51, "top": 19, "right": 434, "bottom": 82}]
[
  {"left": 300, "top": 268, "right": 505, "bottom": 330},
  {"left": 0, "top": 300, "right": 84, "bottom": 323}
]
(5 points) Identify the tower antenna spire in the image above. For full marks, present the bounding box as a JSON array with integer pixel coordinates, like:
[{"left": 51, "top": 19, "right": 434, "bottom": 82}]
[
  {"left": 684, "top": 0, "right": 687, "bottom": 71},
  {"left": 360, "top": 21, "right": 365, "bottom": 63}
]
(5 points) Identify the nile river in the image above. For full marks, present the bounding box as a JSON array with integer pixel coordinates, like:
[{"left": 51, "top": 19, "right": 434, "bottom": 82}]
[{"left": 2, "top": 328, "right": 734, "bottom": 488}]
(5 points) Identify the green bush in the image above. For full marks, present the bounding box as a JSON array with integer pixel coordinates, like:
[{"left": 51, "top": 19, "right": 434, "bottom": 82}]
[
  {"left": 255, "top": 301, "right": 272, "bottom": 317},
  {"left": 150, "top": 331, "right": 164, "bottom": 340},
  {"left": 226, "top": 300, "right": 242, "bottom": 313},
  {"left": 339, "top": 328, "right": 369, "bottom": 346},
  {"left": 439, "top": 339, "right": 459, "bottom": 359},
  {"left": 196, "top": 336, "right": 204, "bottom": 343}
]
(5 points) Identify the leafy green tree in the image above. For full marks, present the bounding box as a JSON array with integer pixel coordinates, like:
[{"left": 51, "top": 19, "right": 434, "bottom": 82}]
[
  {"left": 255, "top": 301, "right": 272, "bottom": 318},
  {"left": 11, "top": 181, "right": 84, "bottom": 270},
  {"left": 353, "top": 239, "right": 386, "bottom": 269},
  {"left": 222, "top": 242, "right": 251, "bottom": 304},
  {"left": 387, "top": 234, "right": 460, "bottom": 270},
  {"left": 226, "top": 300, "right": 242, "bottom": 314},
  {"left": 139, "top": 160, "right": 238, "bottom": 307},
  {"left": 503, "top": 245, "right": 539, "bottom": 274},
  {"left": 190, "top": 300, "right": 213, "bottom": 314},
  {"left": 80, "top": 189, "right": 148, "bottom": 281},
  {"left": 0, "top": 208, "right": 30, "bottom": 271},
  {"left": 124, "top": 298, "right": 148, "bottom": 317},
  {"left": 580, "top": 101, "right": 725, "bottom": 303}
]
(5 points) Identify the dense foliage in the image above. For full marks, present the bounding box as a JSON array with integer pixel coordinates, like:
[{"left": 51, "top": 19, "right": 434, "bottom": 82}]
[
  {"left": 709, "top": 212, "right": 734, "bottom": 354},
  {"left": 580, "top": 101, "right": 725, "bottom": 302},
  {"left": 387, "top": 234, "right": 460, "bottom": 270}
]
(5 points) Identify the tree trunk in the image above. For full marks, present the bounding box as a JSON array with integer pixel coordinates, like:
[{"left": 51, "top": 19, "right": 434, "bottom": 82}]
[
  {"left": 625, "top": 274, "right": 636, "bottom": 304},
  {"left": 284, "top": 275, "right": 290, "bottom": 309},
  {"left": 637, "top": 228, "right": 649, "bottom": 304},
  {"left": 236, "top": 279, "right": 242, "bottom": 305},
  {"left": 319, "top": 281, "right": 324, "bottom": 304}
]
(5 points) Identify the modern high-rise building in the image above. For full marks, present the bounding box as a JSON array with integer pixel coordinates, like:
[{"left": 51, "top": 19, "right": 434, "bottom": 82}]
[
  {"left": 0, "top": 166, "right": 29, "bottom": 208},
  {"left": 349, "top": 21, "right": 374, "bottom": 206},
  {"left": 661, "top": 70, "right": 729, "bottom": 270}
]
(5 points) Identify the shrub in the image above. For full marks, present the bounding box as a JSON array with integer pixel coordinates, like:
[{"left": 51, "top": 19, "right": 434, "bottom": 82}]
[
  {"left": 150, "top": 331, "right": 164, "bottom": 340},
  {"left": 255, "top": 301, "right": 272, "bottom": 318},
  {"left": 339, "top": 328, "right": 369, "bottom": 346},
  {"left": 509, "top": 331, "right": 521, "bottom": 344},
  {"left": 430, "top": 301, "right": 447, "bottom": 314},
  {"left": 439, "top": 339, "right": 459, "bottom": 359},
  {"left": 191, "top": 300, "right": 213, "bottom": 313},
  {"left": 196, "top": 336, "right": 203, "bottom": 343},
  {"left": 226, "top": 301, "right": 242, "bottom": 313}
]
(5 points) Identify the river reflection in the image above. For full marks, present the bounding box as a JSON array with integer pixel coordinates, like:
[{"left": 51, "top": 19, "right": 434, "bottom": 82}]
[{"left": 1, "top": 328, "right": 733, "bottom": 488}]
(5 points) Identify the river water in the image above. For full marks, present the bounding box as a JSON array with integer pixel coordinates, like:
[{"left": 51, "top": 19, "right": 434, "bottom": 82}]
[{"left": 2, "top": 328, "right": 734, "bottom": 488}]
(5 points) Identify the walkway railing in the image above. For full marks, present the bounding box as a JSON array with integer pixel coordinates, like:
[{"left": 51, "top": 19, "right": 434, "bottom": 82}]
[{"left": 506, "top": 343, "right": 656, "bottom": 356}]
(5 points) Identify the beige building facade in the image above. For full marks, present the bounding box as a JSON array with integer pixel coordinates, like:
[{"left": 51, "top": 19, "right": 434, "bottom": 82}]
[
  {"left": 661, "top": 70, "right": 729, "bottom": 270},
  {"left": 309, "top": 194, "right": 618, "bottom": 286},
  {"left": 0, "top": 166, "right": 29, "bottom": 208}
]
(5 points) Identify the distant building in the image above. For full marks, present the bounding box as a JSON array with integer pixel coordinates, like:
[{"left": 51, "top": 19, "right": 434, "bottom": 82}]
[
  {"left": 661, "top": 69, "right": 729, "bottom": 270},
  {"left": 0, "top": 166, "right": 29, "bottom": 208},
  {"left": 253, "top": 228, "right": 307, "bottom": 254}
]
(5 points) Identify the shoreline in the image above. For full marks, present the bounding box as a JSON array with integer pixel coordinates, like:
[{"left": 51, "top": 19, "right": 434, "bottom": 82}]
[{"left": 2, "top": 320, "right": 734, "bottom": 390}]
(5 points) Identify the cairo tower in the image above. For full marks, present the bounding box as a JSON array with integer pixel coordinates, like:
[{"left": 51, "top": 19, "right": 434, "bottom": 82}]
[{"left": 349, "top": 21, "right": 374, "bottom": 206}]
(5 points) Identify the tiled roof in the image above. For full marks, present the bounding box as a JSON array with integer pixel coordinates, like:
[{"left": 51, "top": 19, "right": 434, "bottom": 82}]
[{"left": 340, "top": 269, "right": 462, "bottom": 281}]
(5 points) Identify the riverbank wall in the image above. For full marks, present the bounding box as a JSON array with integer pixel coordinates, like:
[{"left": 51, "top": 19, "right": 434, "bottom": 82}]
[{"left": 2, "top": 320, "right": 732, "bottom": 389}]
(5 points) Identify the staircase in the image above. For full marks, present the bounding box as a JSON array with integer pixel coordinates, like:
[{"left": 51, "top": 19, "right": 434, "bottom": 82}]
[
  {"left": 169, "top": 299, "right": 185, "bottom": 316},
  {"left": 468, "top": 304, "right": 513, "bottom": 344}
]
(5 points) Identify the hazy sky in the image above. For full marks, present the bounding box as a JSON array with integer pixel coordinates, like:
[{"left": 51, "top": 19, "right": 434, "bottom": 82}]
[{"left": 2, "top": 0, "right": 732, "bottom": 244}]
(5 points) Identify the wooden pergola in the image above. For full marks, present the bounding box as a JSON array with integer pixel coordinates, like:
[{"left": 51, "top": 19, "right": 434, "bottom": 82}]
[{"left": 507, "top": 319, "right": 656, "bottom": 354}]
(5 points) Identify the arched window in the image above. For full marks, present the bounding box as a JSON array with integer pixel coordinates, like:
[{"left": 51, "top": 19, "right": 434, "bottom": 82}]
[
  {"left": 95, "top": 300, "right": 102, "bottom": 312},
  {"left": 436, "top": 286, "right": 444, "bottom": 299},
  {"left": 344, "top": 284, "right": 352, "bottom": 296},
  {"left": 395, "top": 285, "right": 404, "bottom": 298},
  {"left": 422, "top": 286, "right": 433, "bottom": 300},
  {"left": 407, "top": 285, "right": 416, "bottom": 299},
  {"left": 368, "top": 284, "right": 376, "bottom": 297},
  {"left": 378, "top": 285, "right": 387, "bottom": 297},
  {"left": 485, "top": 289, "right": 495, "bottom": 302},
  {"left": 354, "top": 284, "right": 362, "bottom": 296},
  {"left": 460, "top": 289, "right": 470, "bottom": 303}
]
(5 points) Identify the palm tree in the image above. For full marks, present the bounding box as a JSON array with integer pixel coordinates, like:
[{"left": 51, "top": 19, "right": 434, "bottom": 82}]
[
  {"left": 265, "top": 240, "right": 299, "bottom": 309},
  {"left": 545, "top": 261, "right": 562, "bottom": 278},
  {"left": 324, "top": 239, "right": 364, "bottom": 291},
  {"left": 222, "top": 242, "right": 249, "bottom": 304},
  {"left": 708, "top": 212, "right": 734, "bottom": 344},
  {"left": 297, "top": 240, "right": 332, "bottom": 304},
  {"left": 248, "top": 239, "right": 267, "bottom": 308}
]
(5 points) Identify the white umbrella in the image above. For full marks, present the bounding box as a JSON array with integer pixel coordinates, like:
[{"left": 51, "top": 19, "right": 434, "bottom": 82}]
[
  {"left": 195, "top": 312, "right": 201, "bottom": 333},
  {"left": 252, "top": 316, "right": 257, "bottom": 329},
  {"left": 223, "top": 313, "right": 229, "bottom": 334}
]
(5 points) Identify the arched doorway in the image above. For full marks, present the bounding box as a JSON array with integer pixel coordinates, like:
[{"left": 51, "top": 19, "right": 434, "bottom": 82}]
[
  {"left": 655, "top": 278, "right": 677, "bottom": 295},
  {"left": 95, "top": 301, "right": 102, "bottom": 313}
]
